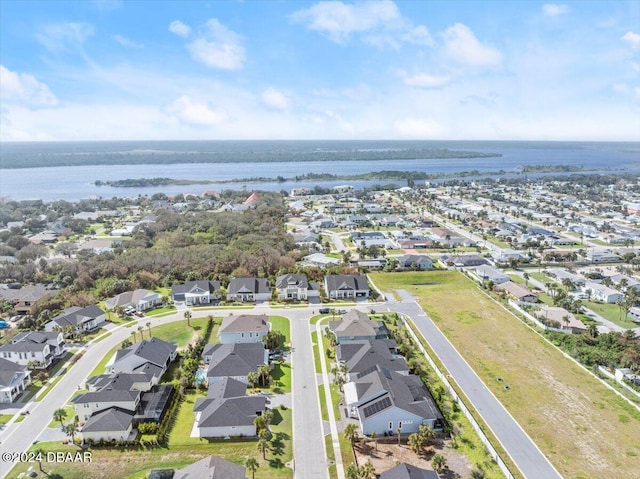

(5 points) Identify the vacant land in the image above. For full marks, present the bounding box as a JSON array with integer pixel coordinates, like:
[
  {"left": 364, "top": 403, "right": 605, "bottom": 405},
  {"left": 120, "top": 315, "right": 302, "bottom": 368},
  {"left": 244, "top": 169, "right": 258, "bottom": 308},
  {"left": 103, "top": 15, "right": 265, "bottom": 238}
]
[{"left": 371, "top": 271, "right": 640, "bottom": 479}]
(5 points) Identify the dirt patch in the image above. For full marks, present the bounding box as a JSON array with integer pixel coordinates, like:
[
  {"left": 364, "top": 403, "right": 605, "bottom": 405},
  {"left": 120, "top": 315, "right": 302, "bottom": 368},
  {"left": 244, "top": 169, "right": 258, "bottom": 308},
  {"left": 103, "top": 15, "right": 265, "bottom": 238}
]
[{"left": 353, "top": 438, "right": 473, "bottom": 478}]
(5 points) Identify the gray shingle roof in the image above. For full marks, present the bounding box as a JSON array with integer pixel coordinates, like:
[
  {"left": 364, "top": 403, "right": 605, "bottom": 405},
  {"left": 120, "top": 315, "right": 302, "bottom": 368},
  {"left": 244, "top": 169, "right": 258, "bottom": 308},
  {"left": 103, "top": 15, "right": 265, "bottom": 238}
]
[
  {"left": 227, "top": 277, "right": 271, "bottom": 295},
  {"left": 219, "top": 314, "right": 269, "bottom": 334},
  {"left": 324, "top": 274, "right": 369, "bottom": 292},
  {"left": 379, "top": 463, "right": 440, "bottom": 479},
  {"left": 171, "top": 280, "right": 221, "bottom": 296},
  {"left": 0, "top": 357, "right": 27, "bottom": 387},
  {"left": 205, "top": 343, "right": 267, "bottom": 378},
  {"left": 50, "top": 305, "right": 104, "bottom": 328},
  {"left": 113, "top": 337, "right": 176, "bottom": 370},
  {"left": 329, "top": 310, "right": 387, "bottom": 340},
  {"left": 275, "top": 273, "right": 308, "bottom": 289},
  {"left": 72, "top": 387, "right": 140, "bottom": 405},
  {"left": 81, "top": 407, "right": 134, "bottom": 433},
  {"left": 336, "top": 340, "right": 408, "bottom": 375},
  {"left": 195, "top": 395, "right": 266, "bottom": 428},
  {"left": 173, "top": 455, "right": 246, "bottom": 479}
]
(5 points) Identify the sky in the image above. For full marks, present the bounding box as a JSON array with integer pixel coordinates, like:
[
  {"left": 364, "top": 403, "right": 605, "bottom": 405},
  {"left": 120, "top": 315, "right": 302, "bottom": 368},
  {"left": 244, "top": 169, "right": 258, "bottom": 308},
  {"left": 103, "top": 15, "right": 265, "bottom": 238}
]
[{"left": 0, "top": 0, "right": 639, "bottom": 142}]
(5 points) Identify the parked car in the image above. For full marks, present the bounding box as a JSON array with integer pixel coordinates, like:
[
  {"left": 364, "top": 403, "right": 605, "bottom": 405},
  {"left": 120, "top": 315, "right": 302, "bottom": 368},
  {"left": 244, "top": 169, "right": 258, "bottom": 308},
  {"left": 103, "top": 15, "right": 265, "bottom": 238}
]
[
  {"left": 0, "top": 321, "right": 10, "bottom": 329},
  {"left": 319, "top": 307, "right": 331, "bottom": 314}
]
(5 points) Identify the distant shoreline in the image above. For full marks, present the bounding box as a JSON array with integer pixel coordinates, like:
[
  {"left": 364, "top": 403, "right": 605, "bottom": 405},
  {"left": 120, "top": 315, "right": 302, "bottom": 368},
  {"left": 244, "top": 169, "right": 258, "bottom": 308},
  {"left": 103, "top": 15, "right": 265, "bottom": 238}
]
[{"left": 94, "top": 164, "right": 601, "bottom": 187}]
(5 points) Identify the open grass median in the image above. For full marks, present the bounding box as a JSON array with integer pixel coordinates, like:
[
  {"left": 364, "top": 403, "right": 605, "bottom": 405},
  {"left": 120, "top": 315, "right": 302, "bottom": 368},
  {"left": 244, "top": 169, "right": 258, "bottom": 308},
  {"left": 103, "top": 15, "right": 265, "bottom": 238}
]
[{"left": 371, "top": 271, "right": 640, "bottom": 479}]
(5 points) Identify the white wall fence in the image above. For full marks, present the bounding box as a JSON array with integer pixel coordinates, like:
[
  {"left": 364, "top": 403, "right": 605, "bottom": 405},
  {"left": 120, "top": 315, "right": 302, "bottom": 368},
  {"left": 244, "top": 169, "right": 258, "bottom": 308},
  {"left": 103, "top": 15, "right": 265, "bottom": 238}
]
[
  {"left": 507, "top": 300, "right": 570, "bottom": 334},
  {"left": 597, "top": 366, "right": 640, "bottom": 400},
  {"left": 397, "top": 315, "right": 516, "bottom": 479}
]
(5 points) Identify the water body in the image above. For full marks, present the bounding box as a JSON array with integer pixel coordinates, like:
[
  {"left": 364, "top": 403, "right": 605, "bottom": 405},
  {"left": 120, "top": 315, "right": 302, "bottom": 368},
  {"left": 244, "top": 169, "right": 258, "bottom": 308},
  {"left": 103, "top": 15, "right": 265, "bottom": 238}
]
[{"left": 1, "top": 140, "right": 638, "bottom": 201}]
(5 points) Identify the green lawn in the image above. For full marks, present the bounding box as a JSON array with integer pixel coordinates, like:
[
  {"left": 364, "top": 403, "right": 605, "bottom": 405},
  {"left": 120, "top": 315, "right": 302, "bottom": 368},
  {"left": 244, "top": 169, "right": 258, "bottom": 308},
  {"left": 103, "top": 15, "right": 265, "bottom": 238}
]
[
  {"left": 149, "top": 317, "right": 219, "bottom": 349},
  {"left": 311, "top": 331, "right": 322, "bottom": 373},
  {"left": 271, "top": 362, "right": 292, "bottom": 393},
  {"left": 0, "top": 414, "right": 12, "bottom": 424},
  {"left": 370, "top": 271, "right": 640, "bottom": 479},
  {"left": 144, "top": 305, "right": 177, "bottom": 316},
  {"left": 270, "top": 316, "right": 291, "bottom": 347},
  {"left": 585, "top": 301, "right": 638, "bottom": 328}
]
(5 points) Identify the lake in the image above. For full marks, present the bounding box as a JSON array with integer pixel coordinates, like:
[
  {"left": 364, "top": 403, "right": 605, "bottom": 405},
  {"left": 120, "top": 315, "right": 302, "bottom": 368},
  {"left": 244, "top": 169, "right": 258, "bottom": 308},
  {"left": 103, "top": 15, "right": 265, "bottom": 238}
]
[{"left": 1, "top": 140, "right": 638, "bottom": 201}]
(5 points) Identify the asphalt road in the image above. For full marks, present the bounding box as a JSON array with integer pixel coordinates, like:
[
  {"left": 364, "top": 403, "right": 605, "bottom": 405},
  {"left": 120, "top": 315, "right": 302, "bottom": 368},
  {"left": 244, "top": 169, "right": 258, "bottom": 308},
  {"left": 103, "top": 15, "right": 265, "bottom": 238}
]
[
  {"left": 0, "top": 306, "right": 329, "bottom": 479},
  {"left": 387, "top": 294, "right": 562, "bottom": 479}
]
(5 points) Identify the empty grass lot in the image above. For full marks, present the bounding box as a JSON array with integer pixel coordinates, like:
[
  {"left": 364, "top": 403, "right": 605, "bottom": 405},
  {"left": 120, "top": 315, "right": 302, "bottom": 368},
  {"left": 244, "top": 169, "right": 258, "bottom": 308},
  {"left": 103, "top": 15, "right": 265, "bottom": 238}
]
[{"left": 371, "top": 271, "right": 640, "bottom": 479}]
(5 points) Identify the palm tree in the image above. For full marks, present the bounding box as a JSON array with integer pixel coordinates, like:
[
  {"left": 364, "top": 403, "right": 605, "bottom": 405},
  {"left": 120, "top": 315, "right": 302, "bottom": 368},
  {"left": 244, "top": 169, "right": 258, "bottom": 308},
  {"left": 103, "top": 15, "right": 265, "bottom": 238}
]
[
  {"left": 432, "top": 454, "right": 447, "bottom": 473},
  {"left": 247, "top": 371, "right": 259, "bottom": 388},
  {"left": 587, "top": 323, "right": 599, "bottom": 339},
  {"left": 53, "top": 408, "right": 67, "bottom": 427},
  {"left": 257, "top": 438, "right": 270, "bottom": 460},
  {"left": 359, "top": 461, "right": 376, "bottom": 479},
  {"left": 64, "top": 422, "right": 78, "bottom": 444},
  {"left": 131, "top": 330, "right": 137, "bottom": 343},
  {"left": 33, "top": 447, "right": 46, "bottom": 473},
  {"left": 137, "top": 325, "right": 144, "bottom": 340},
  {"left": 370, "top": 431, "right": 378, "bottom": 451},
  {"left": 345, "top": 464, "right": 359, "bottom": 479},
  {"left": 245, "top": 457, "right": 259, "bottom": 479},
  {"left": 343, "top": 423, "right": 358, "bottom": 449},
  {"left": 396, "top": 427, "right": 402, "bottom": 446},
  {"left": 408, "top": 431, "right": 426, "bottom": 455},
  {"left": 184, "top": 310, "right": 192, "bottom": 327},
  {"left": 523, "top": 272, "right": 530, "bottom": 287},
  {"left": 146, "top": 322, "right": 152, "bottom": 338}
]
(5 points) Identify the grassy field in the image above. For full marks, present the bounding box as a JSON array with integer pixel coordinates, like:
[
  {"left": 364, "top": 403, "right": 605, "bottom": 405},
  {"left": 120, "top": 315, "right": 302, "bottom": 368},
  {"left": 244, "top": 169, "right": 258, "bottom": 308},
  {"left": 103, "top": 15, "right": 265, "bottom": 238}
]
[
  {"left": 10, "top": 392, "right": 294, "bottom": 479},
  {"left": 584, "top": 301, "right": 637, "bottom": 328},
  {"left": 149, "top": 317, "right": 219, "bottom": 349},
  {"left": 270, "top": 316, "right": 291, "bottom": 346},
  {"left": 370, "top": 271, "right": 640, "bottom": 479}
]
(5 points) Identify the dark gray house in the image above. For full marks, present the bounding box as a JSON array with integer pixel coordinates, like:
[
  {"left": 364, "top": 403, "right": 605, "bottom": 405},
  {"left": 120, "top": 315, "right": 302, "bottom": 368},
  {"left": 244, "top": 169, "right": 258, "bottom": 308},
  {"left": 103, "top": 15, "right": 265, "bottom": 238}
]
[
  {"left": 226, "top": 277, "right": 271, "bottom": 302},
  {"left": 329, "top": 310, "right": 388, "bottom": 344},
  {"left": 202, "top": 342, "right": 269, "bottom": 386},
  {"left": 336, "top": 339, "right": 408, "bottom": 380},
  {"left": 324, "top": 274, "right": 370, "bottom": 300}
]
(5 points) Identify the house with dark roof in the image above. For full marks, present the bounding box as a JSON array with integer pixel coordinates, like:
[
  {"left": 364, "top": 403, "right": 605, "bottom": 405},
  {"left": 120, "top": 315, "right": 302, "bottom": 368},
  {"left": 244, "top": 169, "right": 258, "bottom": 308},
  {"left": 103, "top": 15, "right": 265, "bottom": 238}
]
[
  {"left": 44, "top": 305, "right": 106, "bottom": 335},
  {"left": 324, "top": 275, "right": 370, "bottom": 300},
  {"left": 336, "top": 339, "right": 408, "bottom": 380},
  {"left": 203, "top": 343, "right": 269, "bottom": 386},
  {"left": 438, "top": 254, "right": 488, "bottom": 269},
  {"left": 0, "top": 357, "right": 31, "bottom": 403},
  {"left": 171, "top": 280, "right": 222, "bottom": 305},
  {"left": 104, "top": 289, "right": 163, "bottom": 312},
  {"left": 192, "top": 377, "right": 266, "bottom": 438},
  {"left": 108, "top": 338, "right": 177, "bottom": 381},
  {"left": 73, "top": 386, "right": 141, "bottom": 422},
  {"left": 12, "top": 331, "right": 65, "bottom": 357},
  {"left": 0, "top": 331, "right": 64, "bottom": 368},
  {"left": 150, "top": 455, "right": 246, "bottom": 479},
  {"left": 497, "top": 282, "right": 538, "bottom": 303},
  {"left": 275, "top": 273, "right": 310, "bottom": 301},
  {"left": 329, "top": 310, "right": 388, "bottom": 344},
  {"left": 343, "top": 365, "right": 444, "bottom": 436},
  {"left": 80, "top": 407, "right": 136, "bottom": 443},
  {"left": 378, "top": 463, "right": 439, "bottom": 479},
  {"left": 218, "top": 314, "right": 270, "bottom": 344},
  {"left": 226, "top": 277, "right": 271, "bottom": 302},
  {"left": 474, "top": 265, "right": 510, "bottom": 284}
]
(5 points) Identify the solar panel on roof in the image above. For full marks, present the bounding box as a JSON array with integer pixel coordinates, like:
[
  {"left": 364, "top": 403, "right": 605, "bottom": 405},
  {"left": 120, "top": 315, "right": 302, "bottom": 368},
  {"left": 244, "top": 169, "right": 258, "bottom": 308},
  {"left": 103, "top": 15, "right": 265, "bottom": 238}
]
[{"left": 362, "top": 396, "right": 392, "bottom": 418}]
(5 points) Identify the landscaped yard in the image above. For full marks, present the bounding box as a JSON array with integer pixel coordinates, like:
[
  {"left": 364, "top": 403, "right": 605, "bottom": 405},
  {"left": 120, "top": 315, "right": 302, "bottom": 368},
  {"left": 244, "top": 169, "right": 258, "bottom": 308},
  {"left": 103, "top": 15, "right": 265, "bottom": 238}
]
[
  {"left": 10, "top": 391, "right": 294, "bottom": 479},
  {"left": 584, "top": 301, "right": 637, "bottom": 328},
  {"left": 148, "top": 316, "right": 219, "bottom": 349},
  {"left": 370, "top": 271, "right": 640, "bottom": 479}
]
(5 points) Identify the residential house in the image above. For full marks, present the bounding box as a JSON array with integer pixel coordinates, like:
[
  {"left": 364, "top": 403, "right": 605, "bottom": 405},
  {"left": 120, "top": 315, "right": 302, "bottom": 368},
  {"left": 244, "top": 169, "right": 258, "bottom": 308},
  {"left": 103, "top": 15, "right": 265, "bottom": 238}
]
[
  {"left": 0, "top": 358, "right": 31, "bottom": 403},
  {"left": 192, "top": 377, "right": 266, "bottom": 438},
  {"left": 203, "top": 343, "right": 269, "bottom": 386},
  {"left": 301, "top": 253, "right": 341, "bottom": 269},
  {"left": 171, "top": 281, "right": 221, "bottom": 305},
  {"left": 395, "top": 255, "right": 433, "bottom": 271},
  {"left": 0, "top": 334, "right": 53, "bottom": 368},
  {"left": 343, "top": 365, "right": 444, "bottom": 436},
  {"left": 0, "top": 284, "right": 56, "bottom": 316},
  {"left": 324, "top": 275, "right": 370, "bottom": 300},
  {"left": 378, "top": 463, "right": 439, "bottom": 479},
  {"left": 73, "top": 387, "right": 141, "bottom": 421},
  {"left": 474, "top": 265, "right": 510, "bottom": 284},
  {"left": 336, "top": 339, "right": 408, "bottom": 380},
  {"left": 349, "top": 258, "right": 389, "bottom": 270},
  {"left": 44, "top": 305, "right": 106, "bottom": 336},
  {"left": 80, "top": 407, "right": 136, "bottom": 443},
  {"left": 498, "top": 282, "right": 538, "bottom": 303},
  {"left": 537, "top": 306, "right": 586, "bottom": 334},
  {"left": 108, "top": 337, "right": 177, "bottom": 381},
  {"left": 218, "top": 314, "right": 270, "bottom": 344},
  {"left": 105, "top": 289, "right": 163, "bottom": 312},
  {"left": 275, "top": 274, "right": 310, "bottom": 301},
  {"left": 491, "top": 249, "right": 527, "bottom": 265},
  {"left": 583, "top": 282, "right": 623, "bottom": 304},
  {"left": 627, "top": 306, "right": 640, "bottom": 323},
  {"left": 585, "top": 250, "right": 621, "bottom": 263},
  {"left": 226, "top": 277, "right": 271, "bottom": 302},
  {"left": 12, "top": 331, "right": 65, "bottom": 357},
  {"left": 438, "top": 254, "right": 488, "bottom": 269},
  {"left": 328, "top": 310, "right": 388, "bottom": 344},
  {"left": 155, "top": 455, "right": 246, "bottom": 479}
]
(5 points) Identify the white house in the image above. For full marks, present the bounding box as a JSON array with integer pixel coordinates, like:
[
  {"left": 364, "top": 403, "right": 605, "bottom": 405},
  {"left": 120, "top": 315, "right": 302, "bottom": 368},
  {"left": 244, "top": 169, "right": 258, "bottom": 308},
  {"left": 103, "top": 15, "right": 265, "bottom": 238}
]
[
  {"left": 203, "top": 343, "right": 269, "bottom": 386},
  {"left": 108, "top": 338, "right": 177, "bottom": 378},
  {"left": 218, "top": 315, "right": 270, "bottom": 344},
  {"left": 275, "top": 274, "right": 309, "bottom": 301},
  {"left": 226, "top": 277, "right": 271, "bottom": 302},
  {"left": 0, "top": 338, "right": 52, "bottom": 368},
  {"left": 324, "top": 275, "right": 370, "bottom": 300},
  {"left": 45, "top": 305, "right": 106, "bottom": 336},
  {"left": 584, "top": 282, "right": 623, "bottom": 304},
  {"left": 0, "top": 358, "right": 31, "bottom": 403},
  {"left": 171, "top": 281, "right": 221, "bottom": 305},
  {"left": 79, "top": 408, "right": 136, "bottom": 443},
  {"left": 105, "top": 289, "right": 163, "bottom": 312}
]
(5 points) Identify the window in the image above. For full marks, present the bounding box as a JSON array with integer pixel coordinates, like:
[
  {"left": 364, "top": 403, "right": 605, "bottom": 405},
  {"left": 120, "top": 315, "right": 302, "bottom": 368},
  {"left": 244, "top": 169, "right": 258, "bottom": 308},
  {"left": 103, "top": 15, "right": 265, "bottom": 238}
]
[
  {"left": 398, "top": 422, "right": 402, "bottom": 430},
  {"left": 388, "top": 422, "right": 393, "bottom": 430},
  {"left": 31, "top": 352, "right": 36, "bottom": 358}
]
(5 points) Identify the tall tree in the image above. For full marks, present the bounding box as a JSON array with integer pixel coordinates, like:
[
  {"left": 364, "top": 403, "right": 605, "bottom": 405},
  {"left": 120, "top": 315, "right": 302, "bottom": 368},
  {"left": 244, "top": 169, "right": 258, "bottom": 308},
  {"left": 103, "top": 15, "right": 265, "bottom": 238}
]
[
  {"left": 53, "top": 408, "right": 68, "bottom": 427},
  {"left": 257, "top": 438, "right": 270, "bottom": 460},
  {"left": 146, "top": 321, "right": 152, "bottom": 338},
  {"left": 245, "top": 457, "right": 259, "bottom": 479},
  {"left": 184, "top": 310, "right": 192, "bottom": 327}
]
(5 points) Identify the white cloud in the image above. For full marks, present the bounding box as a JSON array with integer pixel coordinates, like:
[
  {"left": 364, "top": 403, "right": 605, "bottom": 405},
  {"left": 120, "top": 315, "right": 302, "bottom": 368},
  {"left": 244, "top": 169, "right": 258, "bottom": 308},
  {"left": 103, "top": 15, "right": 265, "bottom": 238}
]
[
  {"left": 36, "top": 22, "right": 94, "bottom": 53},
  {"left": 622, "top": 31, "right": 640, "bottom": 50},
  {"left": 291, "top": 0, "right": 432, "bottom": 48},
  {"left": 394, "top": 117, "right": 445, "bottom": 138},
  {"left": 0, "top": 65, "right": 58, "bottom": 107},
  {"left": 401, "top": 72, "right": 451, "bottom": 89},
  {"left": 441, "top": 23, "right": 502, "bottom": 68},
  {"left": 542, "top": 4, "right": 570, "bottom": 17},
  {"left": 112, "top": 34, "right": 143, "bottom": 48},
  {"left": 167, "top": 95, "right": 227, "bottom": 125},
  {"left": 262, "top": 88, "right": 291, "bottom": 110},
  {"left": 185, "top": 19, "right": 245, "bottom": 70},
  {"left": 169, "top": 20, "right": 191, "bottom": 38}
]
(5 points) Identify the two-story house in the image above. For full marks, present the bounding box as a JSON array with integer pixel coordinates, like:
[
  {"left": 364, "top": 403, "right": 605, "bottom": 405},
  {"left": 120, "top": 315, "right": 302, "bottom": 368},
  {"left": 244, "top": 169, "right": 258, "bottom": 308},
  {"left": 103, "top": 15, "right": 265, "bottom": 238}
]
[
  {"left": 275, "top": 274, "right": 309, "bottom": 301},
  {"left": 226, "top": 277, "right": 271, "bottom": 302},
  {"left": 44, "top": 305, "right": 106, "bottom": 336},
  {"left": 324, "top": 275, "right": 370, "bottom": 300},
  {"left": 218, "top": 315, "right": 270, "bottom": 344},
  {"left": 171, "top": 280, "right": 222, "bottom": 305},
  {"left": 0, "top": 358, "right": 31, "bottom": 403}
]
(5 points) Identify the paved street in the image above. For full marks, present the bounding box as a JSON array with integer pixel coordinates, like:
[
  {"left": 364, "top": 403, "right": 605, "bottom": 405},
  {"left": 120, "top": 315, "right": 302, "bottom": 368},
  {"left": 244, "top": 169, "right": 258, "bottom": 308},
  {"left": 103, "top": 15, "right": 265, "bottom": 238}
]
[
  {"left": 388, "top": 294, "right": 562, "bottom": 479},
  {"left": 0, "top": 306, "right": 329, "bottom": 479}
]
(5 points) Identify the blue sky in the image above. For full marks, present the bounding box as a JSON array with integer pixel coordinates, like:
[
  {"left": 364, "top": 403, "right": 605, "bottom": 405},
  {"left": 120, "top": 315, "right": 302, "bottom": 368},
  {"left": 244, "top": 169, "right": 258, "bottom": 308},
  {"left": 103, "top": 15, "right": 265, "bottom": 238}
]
[{"left": 1, "top": 0, "right": 638, "bottom": 141}]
